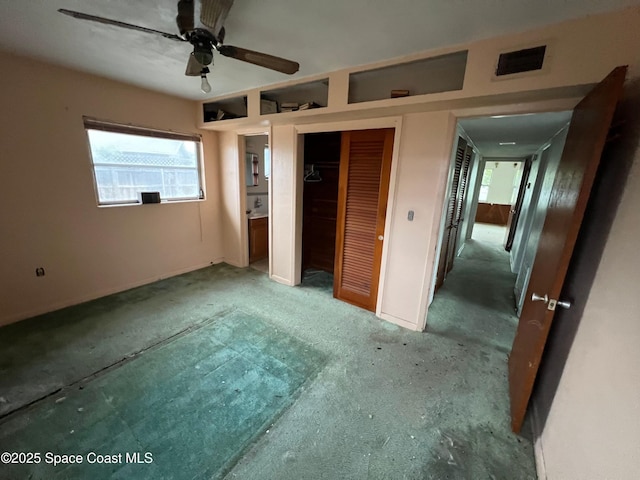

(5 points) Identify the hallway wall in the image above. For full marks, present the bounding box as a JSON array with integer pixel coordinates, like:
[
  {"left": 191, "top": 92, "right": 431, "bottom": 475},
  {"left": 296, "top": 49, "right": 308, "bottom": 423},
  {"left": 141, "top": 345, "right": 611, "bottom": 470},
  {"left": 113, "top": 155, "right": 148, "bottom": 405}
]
[{"left": 512, "top": 128, "right": 568, "bottom": 313}]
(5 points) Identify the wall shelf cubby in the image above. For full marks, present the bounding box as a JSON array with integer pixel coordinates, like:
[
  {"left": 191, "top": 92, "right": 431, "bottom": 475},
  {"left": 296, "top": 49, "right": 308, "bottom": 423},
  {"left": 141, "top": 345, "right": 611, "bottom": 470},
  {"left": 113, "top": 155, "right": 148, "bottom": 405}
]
[
  {"left": 260, "top": 79, "right": 329, "bottom": 115},
  {"left": 348, "top": 50, "right": 468, "bottom": 104},
  {"left": 203, "top": 96, "right": 248, "bottom": 122}
]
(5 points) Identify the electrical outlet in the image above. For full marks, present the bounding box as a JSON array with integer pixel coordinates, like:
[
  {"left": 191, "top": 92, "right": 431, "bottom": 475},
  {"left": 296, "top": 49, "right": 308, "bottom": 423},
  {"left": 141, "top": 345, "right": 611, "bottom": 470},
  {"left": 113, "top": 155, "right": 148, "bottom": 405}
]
[{"left": 35, "top": 267, "right": 45, "bottom": 277}]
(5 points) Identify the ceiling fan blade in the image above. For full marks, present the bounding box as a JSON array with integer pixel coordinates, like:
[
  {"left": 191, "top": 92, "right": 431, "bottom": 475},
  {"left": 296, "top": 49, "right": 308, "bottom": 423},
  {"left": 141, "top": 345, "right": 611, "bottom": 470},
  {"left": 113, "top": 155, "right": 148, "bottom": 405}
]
[
  {"left": 218, "top": 45, "right": 299, "bottom": 74},
  {"left": 200, "top": 0, "right": 234, "bottom": 37},
  {"left": 176, "top": 0, "right": 195, "bottom": 35},
  {"left": 58, "top": 9, "right": 185, "bottom": 42},
  {"left": 185, "top": 53, "right": 203, "bottom": 76}
]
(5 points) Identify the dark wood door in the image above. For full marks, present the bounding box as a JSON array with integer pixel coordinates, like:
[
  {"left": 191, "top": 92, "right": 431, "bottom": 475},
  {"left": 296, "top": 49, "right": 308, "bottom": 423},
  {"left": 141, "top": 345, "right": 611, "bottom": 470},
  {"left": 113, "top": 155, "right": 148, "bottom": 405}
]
[
  {"left": 334, "top": 129, "right": 394, "bottom": 312},
  {"left": 508, "top": 66, "right": 626, "bottom": 433},
  {"left": 505, "top": 158, "right": 532, "bottom": 251},
  {"left": 435, "top": 137, "right": 468, "bottom": 290}
]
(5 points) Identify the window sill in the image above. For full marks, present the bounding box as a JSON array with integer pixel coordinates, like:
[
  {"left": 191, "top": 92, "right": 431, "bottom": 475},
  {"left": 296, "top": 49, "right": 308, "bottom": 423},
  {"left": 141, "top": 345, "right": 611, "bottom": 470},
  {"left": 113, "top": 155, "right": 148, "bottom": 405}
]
[{"left": 97, "top": 198, "right": 206, "bottom": 208}]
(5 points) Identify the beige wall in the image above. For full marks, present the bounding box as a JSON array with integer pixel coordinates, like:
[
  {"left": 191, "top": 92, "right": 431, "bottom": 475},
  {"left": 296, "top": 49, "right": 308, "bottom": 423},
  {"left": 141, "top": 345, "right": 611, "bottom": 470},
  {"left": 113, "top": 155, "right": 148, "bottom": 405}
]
[
  {"left": 379, "top": 112, "right": 455, "bottom": 329},
  {"left": 0, "top": 51, "right": 223, "bottom": 325},
  {"left": 270, "top": 125, "right": 301, "bottom": 285},
  {"left": 537, "top": 140, "right": 640, "bottom": 480},
  {"left": 217, "top": 131, "right": 245, "bottom": 267}
]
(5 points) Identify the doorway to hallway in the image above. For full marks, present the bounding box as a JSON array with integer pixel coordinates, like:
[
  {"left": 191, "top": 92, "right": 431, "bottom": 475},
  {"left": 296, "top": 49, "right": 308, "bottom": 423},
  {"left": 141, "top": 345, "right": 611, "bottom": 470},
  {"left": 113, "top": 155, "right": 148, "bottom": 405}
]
[{"left": 427, "top": 222, "right": 519, "bottom": 353}]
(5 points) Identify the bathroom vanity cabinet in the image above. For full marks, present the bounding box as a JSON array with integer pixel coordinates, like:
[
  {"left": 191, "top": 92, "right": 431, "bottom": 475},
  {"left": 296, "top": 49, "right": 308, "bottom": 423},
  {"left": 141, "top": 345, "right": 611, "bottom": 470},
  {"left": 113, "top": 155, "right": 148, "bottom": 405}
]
[{"left": 248, "top": 216, "right": 268, "bottom": 263}]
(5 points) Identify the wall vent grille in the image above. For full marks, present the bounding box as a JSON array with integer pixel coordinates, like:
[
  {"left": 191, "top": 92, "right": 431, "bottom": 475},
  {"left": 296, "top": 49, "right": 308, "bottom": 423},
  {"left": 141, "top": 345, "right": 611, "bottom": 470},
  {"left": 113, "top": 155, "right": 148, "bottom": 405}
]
[{"left": 496, "top": 45, "right": 546, "bottom": 76}]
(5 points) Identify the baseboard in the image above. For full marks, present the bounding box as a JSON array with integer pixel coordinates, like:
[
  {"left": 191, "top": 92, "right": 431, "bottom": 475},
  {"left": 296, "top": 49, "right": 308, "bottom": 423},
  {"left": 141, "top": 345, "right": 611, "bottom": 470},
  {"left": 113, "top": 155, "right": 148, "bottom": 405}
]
[
  {"left": 378, "top": 312, "right": 421, "bottom": 331},
  {"left": 531, "top": 401, "right": 547, "bottom": 480},
  {"left": 223, "top": 258, "right": 245, "bottom": 268},
  {"left": 270, "top": 274, "right": 294, "bottom": 286},
  {"left": 1, "top": 259, "right": 224, "bottom": 327}
]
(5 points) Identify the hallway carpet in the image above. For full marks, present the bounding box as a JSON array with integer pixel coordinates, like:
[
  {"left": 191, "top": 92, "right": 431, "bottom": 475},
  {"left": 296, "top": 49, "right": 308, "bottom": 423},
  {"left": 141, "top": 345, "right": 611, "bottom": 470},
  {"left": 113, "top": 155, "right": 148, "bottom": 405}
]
[
  {"left": 0, "top": 231, "right": 535, "bottom": 479},
  {"left": 428, "top": 223, "right": 519, "bottom": 353}
]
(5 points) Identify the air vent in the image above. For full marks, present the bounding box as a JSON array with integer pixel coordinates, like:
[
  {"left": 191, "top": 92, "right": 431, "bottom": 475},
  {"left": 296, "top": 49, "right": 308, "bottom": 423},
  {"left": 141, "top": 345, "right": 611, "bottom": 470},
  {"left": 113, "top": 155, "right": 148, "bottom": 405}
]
[{"left": 496, "top": 45, "right": 546, "bottom": 76}]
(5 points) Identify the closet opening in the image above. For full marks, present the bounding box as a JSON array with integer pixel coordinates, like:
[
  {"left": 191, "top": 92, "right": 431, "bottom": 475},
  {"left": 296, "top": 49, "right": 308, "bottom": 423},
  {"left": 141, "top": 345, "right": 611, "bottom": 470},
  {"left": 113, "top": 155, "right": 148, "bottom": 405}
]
[{"left": 300, "top": 132, "right": 341, "bottom": 292}]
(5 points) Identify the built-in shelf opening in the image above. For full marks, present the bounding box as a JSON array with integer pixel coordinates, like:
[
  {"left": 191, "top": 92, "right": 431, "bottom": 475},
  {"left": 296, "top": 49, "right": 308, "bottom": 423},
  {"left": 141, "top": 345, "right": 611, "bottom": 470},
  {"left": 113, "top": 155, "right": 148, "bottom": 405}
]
[
  {"left": 348, "top": 50, "right": 468, "bottom": 104},
  {"left": 203, "top": 96, "right": 248, "bottom": 122},
  {"left": 260, "top": 79, "right": 329, "bottom": 115}
]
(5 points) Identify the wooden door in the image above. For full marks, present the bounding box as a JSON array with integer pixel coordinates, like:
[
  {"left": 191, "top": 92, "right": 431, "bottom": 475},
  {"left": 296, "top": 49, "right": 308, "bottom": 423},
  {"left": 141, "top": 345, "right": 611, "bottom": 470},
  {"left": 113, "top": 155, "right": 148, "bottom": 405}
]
[
  {"left": 505, "top": 158, "right": 532, "bottom": 251},
  {"left": 508, "top": 66, "right": 626, "bottom": 433},
  {"left": 334, "top": 129, "right": 394, "bottom": 312},
  {"left": 435, "top": 137, "right": 468, "bottom": 290}
]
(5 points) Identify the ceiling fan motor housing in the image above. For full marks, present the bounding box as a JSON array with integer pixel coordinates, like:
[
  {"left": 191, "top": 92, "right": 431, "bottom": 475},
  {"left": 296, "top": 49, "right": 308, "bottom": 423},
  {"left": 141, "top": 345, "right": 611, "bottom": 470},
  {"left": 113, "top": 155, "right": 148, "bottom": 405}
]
[{"left": 193, "top": 40, "right": 213, "bottom": 66}]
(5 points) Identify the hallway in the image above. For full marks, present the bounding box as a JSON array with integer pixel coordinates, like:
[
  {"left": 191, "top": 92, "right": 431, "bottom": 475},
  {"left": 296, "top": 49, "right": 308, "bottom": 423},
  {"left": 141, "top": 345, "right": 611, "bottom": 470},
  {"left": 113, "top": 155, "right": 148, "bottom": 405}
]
[{"left": 428, "top": 223, "right": 519, "bottom": 354}]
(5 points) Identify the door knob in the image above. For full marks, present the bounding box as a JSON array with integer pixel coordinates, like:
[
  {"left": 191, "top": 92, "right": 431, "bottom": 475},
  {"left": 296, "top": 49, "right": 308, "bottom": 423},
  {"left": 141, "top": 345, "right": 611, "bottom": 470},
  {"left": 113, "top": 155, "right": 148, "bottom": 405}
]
[
  {"left": 378, "top": 235, "right": 384, "bottom": 241},
  {"left": 531, "top": 293, "right": 548, "bottom": 303},
  {"left": 532, "top": 293, "right": 572, "bottom": 311},
  {"left": 547, "top": 298, "right": 572, "bottom": 311}
]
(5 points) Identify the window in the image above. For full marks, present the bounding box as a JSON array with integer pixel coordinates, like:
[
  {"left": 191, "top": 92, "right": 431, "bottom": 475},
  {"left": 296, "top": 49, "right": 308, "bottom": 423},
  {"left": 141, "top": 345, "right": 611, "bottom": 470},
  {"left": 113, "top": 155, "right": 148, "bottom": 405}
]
[
  {"left": 264, "top": 144, "right": 271, "bottom": 179},
  {"left": 478, "top": 168, "right": 493, "bottom": 202},
  {"left": 84, "top": 118, "right": 203, "bottom": 205}
]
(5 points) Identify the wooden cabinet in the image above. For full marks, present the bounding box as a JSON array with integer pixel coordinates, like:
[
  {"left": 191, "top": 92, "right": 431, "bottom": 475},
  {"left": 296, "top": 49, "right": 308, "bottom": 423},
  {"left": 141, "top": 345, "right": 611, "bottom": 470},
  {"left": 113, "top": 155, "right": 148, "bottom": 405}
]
[
  {"left": 249, "top": 217, "right": 268, "bottom": 263},
  {"left": 475, "top": 203, "right": 511, "bottom": 225}
]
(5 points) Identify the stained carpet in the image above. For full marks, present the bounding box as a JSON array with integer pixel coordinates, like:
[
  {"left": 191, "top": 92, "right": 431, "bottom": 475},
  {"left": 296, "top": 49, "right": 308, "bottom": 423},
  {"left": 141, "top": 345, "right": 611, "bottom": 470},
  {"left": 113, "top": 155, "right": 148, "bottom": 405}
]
[{"left": 0, "top": 310, "right": 326, "bottom": 479}]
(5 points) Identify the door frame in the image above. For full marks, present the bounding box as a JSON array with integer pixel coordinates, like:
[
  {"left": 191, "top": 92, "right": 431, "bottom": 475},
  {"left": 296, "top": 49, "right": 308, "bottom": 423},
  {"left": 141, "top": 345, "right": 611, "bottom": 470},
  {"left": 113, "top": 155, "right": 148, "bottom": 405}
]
[
  {"left": 426, "top": 96, "right": 582, "bottom": 313},
  {"left": 294, "top": 117, "right": 403, "bottom": 317},
  {"left": 237, "top": 128, "right": 272, "bottom": 270}
]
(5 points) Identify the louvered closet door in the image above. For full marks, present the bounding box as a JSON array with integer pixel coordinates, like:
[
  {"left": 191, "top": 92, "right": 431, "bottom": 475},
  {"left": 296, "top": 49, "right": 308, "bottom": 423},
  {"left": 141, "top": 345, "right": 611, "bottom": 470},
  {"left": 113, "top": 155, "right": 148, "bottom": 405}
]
[
  {"left": 435, "top": 136, "right": 467, "bottom": 290},
  {"left": 445, "top": 144, "right": 473, "bottom": 273},
  {"left": 334, "top": 129, "right": 394, "bottom": 312}
]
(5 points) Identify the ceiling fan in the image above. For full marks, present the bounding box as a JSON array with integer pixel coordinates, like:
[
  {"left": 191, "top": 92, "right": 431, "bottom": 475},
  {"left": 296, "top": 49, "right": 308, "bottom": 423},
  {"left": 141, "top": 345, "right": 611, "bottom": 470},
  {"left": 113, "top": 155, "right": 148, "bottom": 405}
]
[{"left": 58, "top": 0, "right": 300, "bottom": 93}]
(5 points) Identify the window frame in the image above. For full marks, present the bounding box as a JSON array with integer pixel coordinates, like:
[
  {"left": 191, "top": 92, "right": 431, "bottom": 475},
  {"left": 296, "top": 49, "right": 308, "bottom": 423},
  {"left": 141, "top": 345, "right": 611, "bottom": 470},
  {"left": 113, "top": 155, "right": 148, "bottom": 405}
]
[{"left": 83, "top": 117, "right": 205, "bottom": 207}]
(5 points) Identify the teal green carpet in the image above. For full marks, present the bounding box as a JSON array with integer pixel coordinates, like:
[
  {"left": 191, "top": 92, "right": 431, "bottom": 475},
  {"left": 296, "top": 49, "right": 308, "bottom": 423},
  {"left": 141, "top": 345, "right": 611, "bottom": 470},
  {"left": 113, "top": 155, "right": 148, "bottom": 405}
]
[{"left": 0, "top": 310, "right": 326, "bottom": 479}]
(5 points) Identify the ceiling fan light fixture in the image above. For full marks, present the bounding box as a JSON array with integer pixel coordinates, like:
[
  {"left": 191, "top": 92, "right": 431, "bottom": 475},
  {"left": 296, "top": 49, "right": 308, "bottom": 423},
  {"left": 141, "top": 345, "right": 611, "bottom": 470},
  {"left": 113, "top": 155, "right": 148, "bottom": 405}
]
[
  {"left": 200, "top": 72, "right": 212, "bottom": 93},
  {"left": 193, "top": 44, "right": 213, "bottom": 66}
]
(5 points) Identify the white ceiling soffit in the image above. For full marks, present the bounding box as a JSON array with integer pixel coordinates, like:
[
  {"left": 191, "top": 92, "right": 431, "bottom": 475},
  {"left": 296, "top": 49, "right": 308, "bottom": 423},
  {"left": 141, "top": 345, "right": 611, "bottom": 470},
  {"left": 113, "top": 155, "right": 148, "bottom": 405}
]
[
  {"left": 0, "top": 1, "right": 638, "bottom": 100},
  {"left": 459, "top": 111, "right": 573, "bottom": 157}
]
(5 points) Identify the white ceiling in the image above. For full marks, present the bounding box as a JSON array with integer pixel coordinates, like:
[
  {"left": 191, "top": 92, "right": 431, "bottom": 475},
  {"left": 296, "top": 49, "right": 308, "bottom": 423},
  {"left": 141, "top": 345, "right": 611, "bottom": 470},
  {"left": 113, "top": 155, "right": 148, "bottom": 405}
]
[
  {"left": 459, "top": 111, "right": 573, "bottom": 157},
  {"left": 0, "top": 0, "right": 638, "bottom": 100}
]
